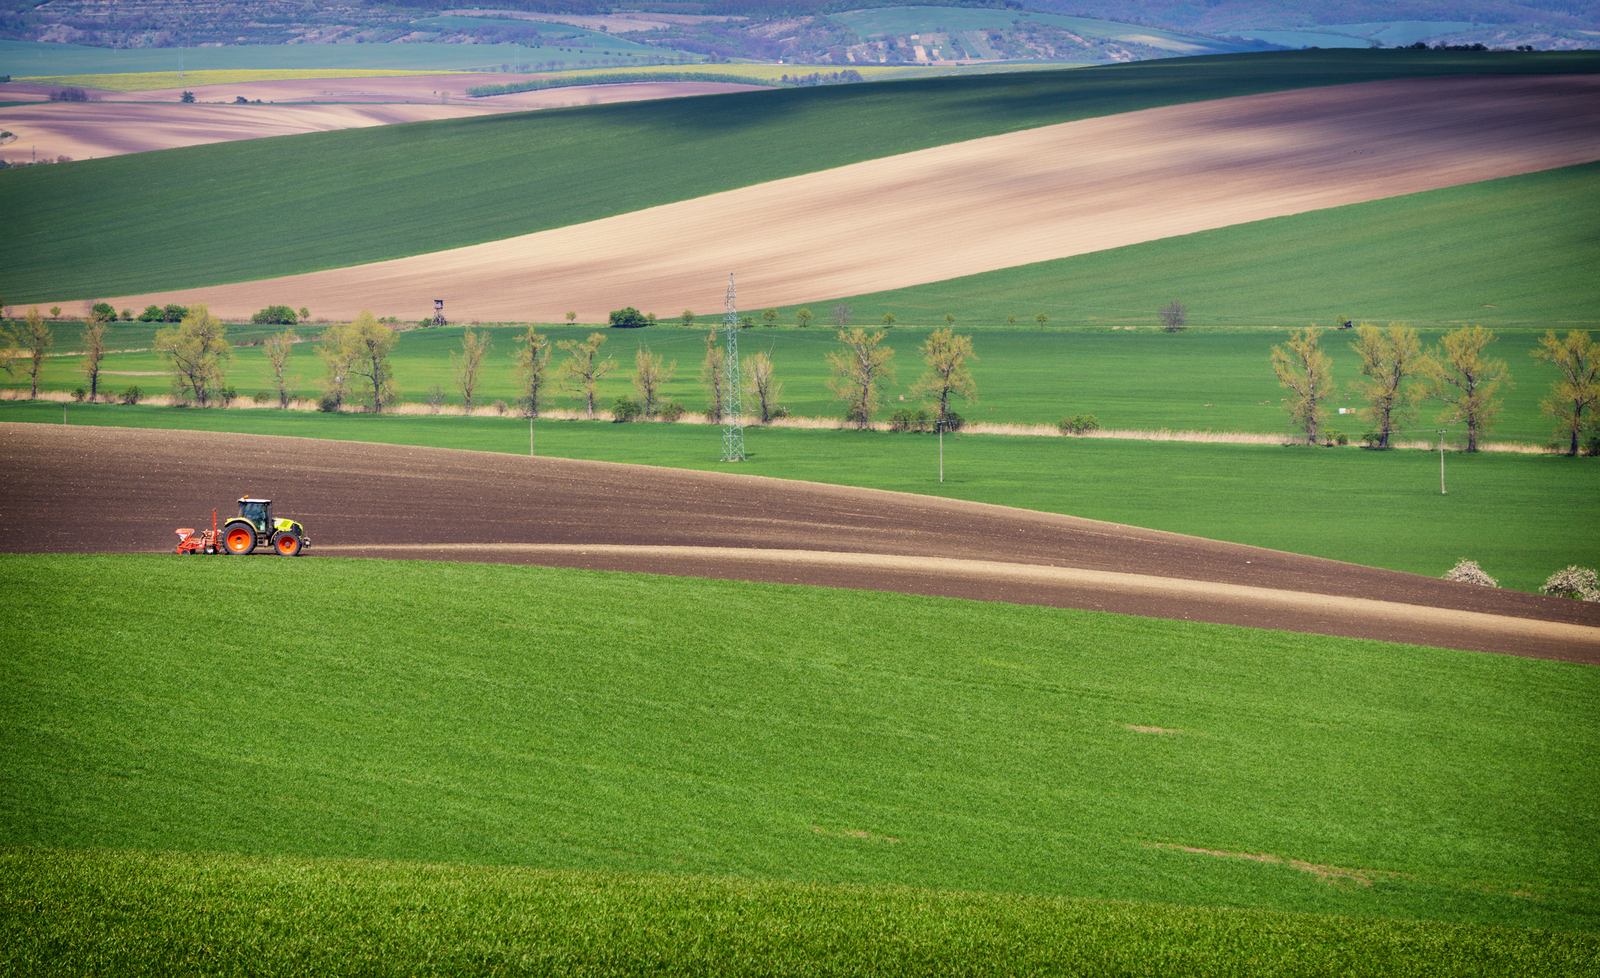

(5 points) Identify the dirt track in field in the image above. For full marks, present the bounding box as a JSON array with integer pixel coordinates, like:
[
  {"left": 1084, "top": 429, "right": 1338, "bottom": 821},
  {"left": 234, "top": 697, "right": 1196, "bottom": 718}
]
[
  {"left": 4, "top": 424, "right": 1596, "bottom": 663},
  {"left": 94, "top": 73, "right": 1600, "bottom": 323},
  {"left": 0, "top": 80, "right": 764, "bottom": 162}
]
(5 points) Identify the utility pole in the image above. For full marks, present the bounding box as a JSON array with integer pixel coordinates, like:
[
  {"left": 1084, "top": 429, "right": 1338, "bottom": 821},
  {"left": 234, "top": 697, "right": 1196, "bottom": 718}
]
[
  {"left": 720, "top": 273, "right": 744, "bottom": 461},
  {"left": 936, "top": 418, "right": 950, "bottom": 483},
  {"left": 1437, "top": 429, "right": 1448, "bottom": 495}
]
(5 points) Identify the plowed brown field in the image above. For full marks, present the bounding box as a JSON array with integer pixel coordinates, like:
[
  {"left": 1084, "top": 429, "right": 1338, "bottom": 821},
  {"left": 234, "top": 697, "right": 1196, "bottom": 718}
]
[
  {"left": 96, "top": 73, "right": 1600, "bottom": 322},
  {"left": 0, "top": 81, "right": 764, "bottom": 163},
  {"left": 5, "top": 424, "right": 1596, "bottom": 662}
]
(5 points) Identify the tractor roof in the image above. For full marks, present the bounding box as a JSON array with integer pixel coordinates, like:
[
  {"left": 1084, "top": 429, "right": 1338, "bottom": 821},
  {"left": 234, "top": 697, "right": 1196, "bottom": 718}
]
[{"left": 238, "top": 497, "right": 272, "bottom": 504}]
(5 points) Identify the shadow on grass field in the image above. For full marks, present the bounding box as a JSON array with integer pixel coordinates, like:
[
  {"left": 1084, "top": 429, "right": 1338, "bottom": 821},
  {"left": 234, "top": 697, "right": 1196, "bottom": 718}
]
[{"left": 4, "top": 401, "right": 1595, "bottom": 592}]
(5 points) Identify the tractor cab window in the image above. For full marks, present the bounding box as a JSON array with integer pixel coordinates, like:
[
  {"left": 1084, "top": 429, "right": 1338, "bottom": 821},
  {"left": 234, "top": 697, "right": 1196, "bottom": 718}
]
[{"left": 240, "top": 501, "right": 269, "bottom": 524}]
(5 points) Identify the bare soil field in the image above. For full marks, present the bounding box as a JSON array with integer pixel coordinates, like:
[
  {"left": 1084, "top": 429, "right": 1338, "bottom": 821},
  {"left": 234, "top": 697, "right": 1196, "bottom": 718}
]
[
  {"left": 3, "top": 423, "right": 1595, "bottom": 662},
  {"left": 0, "top": 80, "right": 763, "bottom": 162},
  {"left": 96, "top": 74, "right": 1600, "bottom": 323}
]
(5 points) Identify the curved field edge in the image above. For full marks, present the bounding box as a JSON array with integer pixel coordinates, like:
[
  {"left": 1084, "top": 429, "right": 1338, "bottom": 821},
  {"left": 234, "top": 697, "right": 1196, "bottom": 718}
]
[
  {"left": 3, "top": 849, "right": 1595, "bottom": 978},
  {"left": 775, "top": 160, "right": 1600, "bottom": 330},
  {"left": 5, "top": 49, "right": 1599, "bottom": 303},
  {"left": 4, "top": 405, "right": 1595, "bottom": 593},
  {"left": 3, "top": 554, "right": 1596, "bottom": 934}
]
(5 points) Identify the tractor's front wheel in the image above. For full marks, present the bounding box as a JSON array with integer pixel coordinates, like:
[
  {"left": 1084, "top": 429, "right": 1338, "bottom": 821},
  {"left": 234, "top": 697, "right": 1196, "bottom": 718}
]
[
  {"left": 274, "top": 532, "right": 302, "bottom": 556},
  {"left": 224, "top": 524, "right": 257, "bottom": 555}
]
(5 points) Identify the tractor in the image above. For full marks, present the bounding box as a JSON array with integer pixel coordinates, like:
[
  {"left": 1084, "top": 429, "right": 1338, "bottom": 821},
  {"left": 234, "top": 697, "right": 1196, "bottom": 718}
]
[{"left": 175, "top": 496, "right": 310, "bottom": 556}]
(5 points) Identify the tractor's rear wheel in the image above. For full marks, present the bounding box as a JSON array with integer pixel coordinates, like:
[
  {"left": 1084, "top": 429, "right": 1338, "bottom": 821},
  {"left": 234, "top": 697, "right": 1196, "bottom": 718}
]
[
  {"left": 275, "top": 532, "right": 302, "bottom": 556},
  {"left": 224, "top": 524, "right": 257, "bottom": 555}
]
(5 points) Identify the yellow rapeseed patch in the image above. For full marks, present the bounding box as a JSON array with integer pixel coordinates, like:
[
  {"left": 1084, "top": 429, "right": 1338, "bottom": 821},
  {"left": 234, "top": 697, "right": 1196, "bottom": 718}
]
[{"left": 19, "top": 69, "right": 448, "bottom": 92}]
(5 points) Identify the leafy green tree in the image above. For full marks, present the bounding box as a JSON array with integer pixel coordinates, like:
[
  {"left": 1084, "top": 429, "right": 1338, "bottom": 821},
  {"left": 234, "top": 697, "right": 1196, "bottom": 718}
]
[
  {"left": 700, "top": 331, "right": 725, "bottom": 423},
  {"left": 82, "top": 317, "right": 108, "bottom": 401},
  {"left": 632, "top": 344, "right": 674, "bottom": 418},
  {"left": 161, "top": 304, "right": 187, "bottom": 323},
  {"left": 119, "top": 308, "right": 133, "bottom": 321},
  {"left": 557, "top": 332, "right": 615, "bottom": 418},
  {"left": 1035, "top": 313, "right": 1048, "bottom": 326},
  {"left": 298, "top": 307, "right": 310, "bottom": 322},
  {"left": 251, "top": 305, "right": 299, "bottom": 325},
  {"left": 909, "top": 327, "right": 977, "bottom": 424},
  {"left": 943, "top": 312, "right": 956, "bottom": 326},
  {"left": 138, "top": 305, "right": 163, "bottom": 322},
  {"left": 453, "top": 327, "right": 492, "bottom": 411},
  {"left": 20, "top": 307, "right": 50, "bottom": 397},
  {"left": 880, "top": 312, "right": 896, "bottom": 327},
  {"left": 1530, "top": 329, "right": 1599, "bottom": 455},
  {"left": 680, "top": 309, "right": 696, "bottom": 329},
  {"left": 566, "top": 312, "right": 577, "bottom": 324},
  {"left": 154, "top": 303, "right": 230, "bottom": 406},
  {"left": 48, "top": 306, "right": 61, "bottom": 319},
  {"left": 90, "top": 301, "right": 116, "bottom": 322},
  {"left": 1271, "top": 327, "right": 1334, "bottom": 444},
  {"left": 1350, "top": 323, "right": 1422, "bottom": 448},
  {"left": 1006, "top": 315, "right": 1016, "bottom": 325},
  {"left": 761, "top": 308, "right": 778, "bottom": 326},
  {"left": 795, "top": 308, "right": 813, "bottom": 328},
  {"left": 264, "top": 329, "right": 299, "bottom": 408},
  {"left": 343, "top": 312, "right": 400, "bottom": 412},
  {"left": 609, "top": 307, "right": 648, "bottom": 328},
  {"left": 511, "top": 328, "right": 551, "bottom": 418},
  {"left": 744, "top": 350, "right": 782, "bottom": 423},
  {"left": 315, "top": 322, "right": 357, "bottom": 410},
  {"left": 1418, "top": 325, "right": 1508, "bottom": 452},
  {"left": 827, "top": 328, "right": 895, "bottom": 428},
  {"left": 180, "top": 91, "right": 195, "bottom": 103}
]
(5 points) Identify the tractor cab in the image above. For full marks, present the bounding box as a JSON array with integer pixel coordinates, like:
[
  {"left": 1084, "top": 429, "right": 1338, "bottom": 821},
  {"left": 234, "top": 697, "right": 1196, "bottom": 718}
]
[
  {"left": 221, "top": 495, "right": 310, "bottom": 556},
  {"left": 236, "top": 497, "right": 273, "bottom": 532}
]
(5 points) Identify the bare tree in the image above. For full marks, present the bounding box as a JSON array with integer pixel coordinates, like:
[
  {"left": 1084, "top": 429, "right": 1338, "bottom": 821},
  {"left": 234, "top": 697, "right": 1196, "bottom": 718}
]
[
  {"left": 909, "top": 327, "right": 977, "bottom": 423},
  {"left": 632, "top": 343, "right": 675, "bottom": 418},
  {"left": 511, "top": 328, "right": 551, "bottom": 417},
  {"left": 81, "top": 316, "right": 108, "bottom": 401},
  {"left": 557, "top": 332, "right": 615, "bottom": 418},
  {"left": 1159, "top": 301, "right": 1187, "bottom": 332},
  {"left": 154, "top": 303, "right": 230, "bottom": 406},
  {"left": 1271, "top": 327, "right": 1334, "bottom": 444},
  {"left": 831, "top": 303, "right": 852, "bottom": 327},
  {"left": 826, "top": 328, "right": 895, "bottom": 428},
  {"left": 1350, "top": 323, "right": 1421, "bottom": 448},
  {"left": 744, "top": 349, "right": 782, "bottom": 422},
  {"left": 1530, "top": 329, "right": 1599, "bottom": 455},
  {"left": 264, "top": 328, "right": 299, "bottom": 409},
  {"left": 1418, "top": 325, "right": 1509, "bottom": 452},
  {"left": 700, "top": 331, "right": 725, "bottom": 423},
  {"left": 452, "top": 327, "right": 492, "bottom": 412},
  {"left": 342, "top": 311, "right": 400, "bottom": 412}
]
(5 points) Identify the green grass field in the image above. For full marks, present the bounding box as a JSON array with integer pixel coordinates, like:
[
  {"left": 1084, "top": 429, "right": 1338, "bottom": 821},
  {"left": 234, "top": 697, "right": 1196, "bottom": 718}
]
[
  {"left": 0, "top": 37, "right": 592, "bottom": 76},
  {"left": 5, "top": 403, "right": 1594, "bottom": 592},
  {"left": 2, "top": 556, "right": 1596, "bottom": 952},
  {"left": 7, "top": 320, "right": 1579, "bottom": 442},
  {"left": 5, "top": 49, "right": 1597, "bottom": 303}
]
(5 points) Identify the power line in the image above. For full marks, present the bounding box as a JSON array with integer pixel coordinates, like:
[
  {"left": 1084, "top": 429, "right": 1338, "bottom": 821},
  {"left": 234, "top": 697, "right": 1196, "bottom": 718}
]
[{"left": 721, "top": 273, "right": 745, "bottom": 461}]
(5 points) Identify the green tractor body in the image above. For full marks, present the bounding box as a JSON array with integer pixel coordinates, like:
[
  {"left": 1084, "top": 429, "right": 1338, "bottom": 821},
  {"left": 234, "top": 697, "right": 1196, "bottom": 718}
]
[{"left": 222, "top": 497, "right": 310, "bottom": 556}]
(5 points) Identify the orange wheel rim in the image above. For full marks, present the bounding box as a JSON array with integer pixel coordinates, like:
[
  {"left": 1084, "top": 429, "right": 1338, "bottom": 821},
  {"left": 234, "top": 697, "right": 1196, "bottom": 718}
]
[
  {"left": 277, "top": 537, "right": 295, "bottom": 553},
  {"left": 227, "top": 529, "right": 251, "bottom": 551}
]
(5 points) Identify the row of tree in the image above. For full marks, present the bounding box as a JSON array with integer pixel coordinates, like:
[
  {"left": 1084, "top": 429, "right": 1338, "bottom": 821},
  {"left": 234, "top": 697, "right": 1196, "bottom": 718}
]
[{"left": 1271, "top": 324, "right": 1599, "bottom": 454}]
